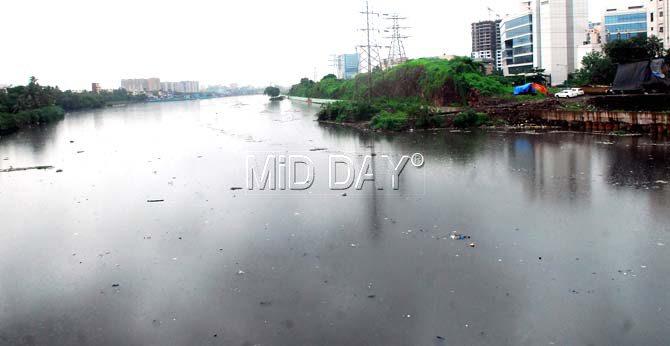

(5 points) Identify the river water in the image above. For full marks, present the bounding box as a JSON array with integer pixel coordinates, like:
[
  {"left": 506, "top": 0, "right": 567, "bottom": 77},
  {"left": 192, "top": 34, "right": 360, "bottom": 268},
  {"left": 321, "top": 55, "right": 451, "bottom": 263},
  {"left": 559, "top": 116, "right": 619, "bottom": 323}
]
[{"left": 0, "top": 95, "right": 669, "bottom": 345}]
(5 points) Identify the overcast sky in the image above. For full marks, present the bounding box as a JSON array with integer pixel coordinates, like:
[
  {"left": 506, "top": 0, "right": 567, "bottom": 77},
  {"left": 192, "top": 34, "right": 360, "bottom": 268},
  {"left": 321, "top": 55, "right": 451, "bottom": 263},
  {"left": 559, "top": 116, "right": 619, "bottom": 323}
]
[{"left": 2, "top": 0, "right": 626, "bottom": 90}]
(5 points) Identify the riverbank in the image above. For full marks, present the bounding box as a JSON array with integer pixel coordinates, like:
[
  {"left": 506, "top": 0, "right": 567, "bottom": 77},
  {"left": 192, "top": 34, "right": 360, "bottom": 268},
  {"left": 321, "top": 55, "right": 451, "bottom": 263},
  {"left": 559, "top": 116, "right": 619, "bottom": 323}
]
[{"left": 290, "top": 94, "right": 670, "bottom": 136}]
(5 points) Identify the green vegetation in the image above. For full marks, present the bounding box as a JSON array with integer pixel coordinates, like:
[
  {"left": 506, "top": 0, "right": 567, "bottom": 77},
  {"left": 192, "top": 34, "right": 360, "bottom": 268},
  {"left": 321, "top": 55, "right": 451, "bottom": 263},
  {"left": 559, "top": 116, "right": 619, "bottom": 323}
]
[
  {"left": 371, "top": 110, "right": 408, "bottom": 131},
  {"left": 263, "top": 86, "right": 281, "bottom": 98},
  {"left": 0, "top": 106, "right": 64, "bottom": 133},
  {"left": 604, "top": 36, "right": 666, "bottom": 64},
  {"left": 453, "top": 109, "right": 490, "bottom": 128},
  {"left": 317, "top": 98, "right": 444, "bottom": 131},
  {"left": 0, "top": 77, "right": 146, "bottom": 134},
  {"left": 290, "top": 57, "right": 508, "bottom": 105},
  {"left": 570, "top": 36, "right": 669, "bottom": 86}
]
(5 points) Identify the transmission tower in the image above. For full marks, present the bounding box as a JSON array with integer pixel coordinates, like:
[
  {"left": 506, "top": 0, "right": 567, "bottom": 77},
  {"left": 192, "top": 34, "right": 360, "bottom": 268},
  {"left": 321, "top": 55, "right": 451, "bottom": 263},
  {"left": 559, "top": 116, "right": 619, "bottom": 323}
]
[
  {"left": 383, "top": 14, "right": 410, "bottom": 69},
  {"left": 358, "top": 0, "right": 384, "bottom": 102}
]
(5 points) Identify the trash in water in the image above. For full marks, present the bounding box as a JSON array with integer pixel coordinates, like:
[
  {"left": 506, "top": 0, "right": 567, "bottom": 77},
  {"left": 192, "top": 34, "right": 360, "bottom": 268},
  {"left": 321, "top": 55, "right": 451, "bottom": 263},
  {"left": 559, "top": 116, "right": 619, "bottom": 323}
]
[
  {"left": 56, "top": 169, "right": 63, "bottom": 173},
  {"left": 0, "top": 165, "right": 54, "bottom": 173},
  {"left": 147, "top": 199, "right": 164, "bottom": 203},
  {"left": 468, "top": 242, "right": 476, "bottom": 248},
  {"left": 656, "top": 180, "right": 668, "bottom": 184},
  {"left": 450, "top": 231, "right": 471, "bottom": 240},
  {"left": 230, "top": 187, "right": 243, "bottom": 191},
  {"left": 237, "top": 270, "right": 246, "bottom": 275},
  {"left": 112, "top": 284, "right": 120, "bottom": 288},
  {"left": 309, "top": 148, "right": 328, "bottom": 152}
]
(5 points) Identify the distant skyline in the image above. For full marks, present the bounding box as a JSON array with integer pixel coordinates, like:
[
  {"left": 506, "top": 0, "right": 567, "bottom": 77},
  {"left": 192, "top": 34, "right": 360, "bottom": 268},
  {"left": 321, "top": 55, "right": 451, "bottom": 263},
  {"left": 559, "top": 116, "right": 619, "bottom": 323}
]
[{"left": 3, "top": 0, "right": 626, "bottom": 90}]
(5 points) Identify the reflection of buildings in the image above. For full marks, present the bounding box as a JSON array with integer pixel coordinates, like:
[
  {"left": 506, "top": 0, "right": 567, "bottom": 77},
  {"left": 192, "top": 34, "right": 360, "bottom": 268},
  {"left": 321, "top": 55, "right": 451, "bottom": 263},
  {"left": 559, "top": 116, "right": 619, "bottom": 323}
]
[
  {"left": 91, "top": 83, "right": 101, "bottom": 93},
  {"left": 505, "top": 135, "right": 593, "bottom": 203}
]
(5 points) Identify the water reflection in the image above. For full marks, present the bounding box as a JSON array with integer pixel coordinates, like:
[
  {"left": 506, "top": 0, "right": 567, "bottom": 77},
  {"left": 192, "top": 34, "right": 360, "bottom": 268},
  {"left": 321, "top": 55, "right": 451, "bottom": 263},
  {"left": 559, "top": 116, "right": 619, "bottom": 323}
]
[{"left": 0, "top": 96, "right": 669, "bottom": 345}]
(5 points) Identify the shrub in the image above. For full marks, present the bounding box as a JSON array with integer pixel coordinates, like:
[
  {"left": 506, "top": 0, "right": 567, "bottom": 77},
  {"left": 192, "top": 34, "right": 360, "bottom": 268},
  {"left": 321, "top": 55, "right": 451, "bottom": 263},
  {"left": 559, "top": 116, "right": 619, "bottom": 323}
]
[
  {"left": 317, "top": 101, "right": 378, "bottom": 122},
  {"left": 0, "top": 106, "right": 65, "bottom": 133},
  {"left": 371, "top": 110, "right": 409, "bottom": 131},
  {"left": 453, "top": 109, "right": 490, "bottom": 128}
]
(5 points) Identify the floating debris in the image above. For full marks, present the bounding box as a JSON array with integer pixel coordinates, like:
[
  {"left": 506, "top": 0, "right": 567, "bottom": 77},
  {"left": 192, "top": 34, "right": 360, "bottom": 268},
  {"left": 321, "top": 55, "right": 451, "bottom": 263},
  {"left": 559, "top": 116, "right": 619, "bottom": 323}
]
[
  {"left": 112, "top": 284, "right": 120, "bottom": 288},
  {"left": 450, "top": 231, "right": 471, "bottom": 240},
  {"left": 56, "top": 169, "right": 63, "bottom": 173},
  {"left": 656, "top": 180, "right": 668, "bottom": 185},
  {"left": 309, "top": 148, "right": 328, "bottom": 152},
  {"left": 230, "top": 187, "right": 243, "bottom": 191},
  {"left": 237, "top": 270, "right": 246, "bottom": 275},
  {"left": 0, "top": 165, "right": 54, "bottom": 173},
  {"left": 259, "top": 301, "right": 272, "bottom": 306},
  {"left": 468, "top": 242, "right": 476, "bottom": 248},
  {"left": 147, "top": 199, "right": 164, "bottom": 203}
]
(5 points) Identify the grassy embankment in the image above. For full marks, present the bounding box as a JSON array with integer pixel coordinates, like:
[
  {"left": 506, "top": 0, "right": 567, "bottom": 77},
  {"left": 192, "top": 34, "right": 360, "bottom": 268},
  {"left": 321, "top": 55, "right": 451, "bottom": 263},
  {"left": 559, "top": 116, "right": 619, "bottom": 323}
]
[{"left": 288, "top": 57, "right": 547, "bottom": 130}]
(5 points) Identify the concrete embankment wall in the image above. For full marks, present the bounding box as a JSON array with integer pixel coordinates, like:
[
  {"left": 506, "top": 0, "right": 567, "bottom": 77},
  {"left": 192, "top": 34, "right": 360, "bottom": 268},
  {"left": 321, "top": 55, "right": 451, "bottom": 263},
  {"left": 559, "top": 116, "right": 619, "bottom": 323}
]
[
  {"left": 536, "top": 110, "right": 670, "bottom": 133},
  {"left": 286, "top": 96, "right": 338, "bottom": 105}
]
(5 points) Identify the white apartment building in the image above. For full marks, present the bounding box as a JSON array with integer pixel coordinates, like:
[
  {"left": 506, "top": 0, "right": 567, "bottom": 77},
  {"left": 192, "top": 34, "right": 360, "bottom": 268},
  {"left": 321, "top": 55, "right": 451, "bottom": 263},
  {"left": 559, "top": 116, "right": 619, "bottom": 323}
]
[
  {"left": 648, "top": 0, "right": 670, "bottom": 47},
  {"left": 533, "top": 0, "right": 589, "bottom": 85}
]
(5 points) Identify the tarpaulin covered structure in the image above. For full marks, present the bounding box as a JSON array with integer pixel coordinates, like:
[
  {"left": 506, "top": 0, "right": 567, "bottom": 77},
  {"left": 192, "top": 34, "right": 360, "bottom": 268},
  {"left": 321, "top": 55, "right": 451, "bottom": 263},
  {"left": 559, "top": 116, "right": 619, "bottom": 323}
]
[
  {"left": 612, "top": 59, "right": 670, "bottom": 93},
  {"left": 513, "top": 83, "right": 549, "bottom": 95}
]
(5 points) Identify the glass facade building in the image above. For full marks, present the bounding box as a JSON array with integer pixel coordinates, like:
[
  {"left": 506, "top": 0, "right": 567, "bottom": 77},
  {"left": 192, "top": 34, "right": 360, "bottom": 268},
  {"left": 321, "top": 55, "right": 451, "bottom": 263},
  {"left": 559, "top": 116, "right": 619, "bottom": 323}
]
[
  {"left": 604, "top": 7, "right": 647, "bottom": 42},
  {"left": 501, "top": 14, "right": 534, "bottom": 75},
  {"left": 337, "top": 53, "right": 359, "bottom": 80}
]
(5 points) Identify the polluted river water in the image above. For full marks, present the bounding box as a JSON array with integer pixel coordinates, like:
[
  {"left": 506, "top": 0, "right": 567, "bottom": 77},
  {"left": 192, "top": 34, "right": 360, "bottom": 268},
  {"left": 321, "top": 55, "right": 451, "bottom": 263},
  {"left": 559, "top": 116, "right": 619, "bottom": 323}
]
[{"left": 0, "top": 95, "right": 669, "bottom": 345}]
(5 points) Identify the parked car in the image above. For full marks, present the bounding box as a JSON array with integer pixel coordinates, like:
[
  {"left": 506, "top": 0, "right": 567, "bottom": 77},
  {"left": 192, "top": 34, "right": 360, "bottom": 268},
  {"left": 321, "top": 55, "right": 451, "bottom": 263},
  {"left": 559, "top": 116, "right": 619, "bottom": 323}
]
[
  {"left": 570, "top": 88, "right": 585, "bottom": 96},
  {"left": 555, "top": 89, "right": 578, "bottom": 98}
]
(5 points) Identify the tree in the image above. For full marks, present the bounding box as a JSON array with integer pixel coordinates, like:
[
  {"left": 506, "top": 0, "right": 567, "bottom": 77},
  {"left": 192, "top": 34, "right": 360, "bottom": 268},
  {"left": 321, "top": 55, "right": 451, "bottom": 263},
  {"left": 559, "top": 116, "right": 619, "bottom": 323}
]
[
  {"left": 527, "top": 68, "right": 548, "bottom": 84},
  {"left": 570, "top": 51, "right": 616, "bottom": 86},
  {"left": 604, "top": 36, "right": 666, "bottom": 64},
  {"left": 263, "top": 86, "right": 280, "bottom": 98}
]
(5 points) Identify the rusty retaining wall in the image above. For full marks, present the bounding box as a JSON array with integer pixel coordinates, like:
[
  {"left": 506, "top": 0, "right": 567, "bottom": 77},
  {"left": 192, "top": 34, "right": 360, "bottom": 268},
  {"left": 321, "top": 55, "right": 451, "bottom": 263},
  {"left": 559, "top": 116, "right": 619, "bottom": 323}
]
[{"left": 536, "top": 110, "right": 670, "bottom": 133}]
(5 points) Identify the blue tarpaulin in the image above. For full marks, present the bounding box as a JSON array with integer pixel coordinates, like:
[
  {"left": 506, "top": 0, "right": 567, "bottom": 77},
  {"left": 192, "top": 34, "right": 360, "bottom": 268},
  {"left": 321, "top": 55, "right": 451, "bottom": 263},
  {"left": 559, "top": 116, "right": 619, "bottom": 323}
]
[{"left": 513, "top": 83, "right": 535, "bottom": 95}]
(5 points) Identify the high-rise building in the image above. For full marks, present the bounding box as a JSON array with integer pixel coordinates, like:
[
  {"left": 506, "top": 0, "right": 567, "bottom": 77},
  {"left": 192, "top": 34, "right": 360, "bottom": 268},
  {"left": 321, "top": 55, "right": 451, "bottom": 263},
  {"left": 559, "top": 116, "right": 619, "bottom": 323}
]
[
  {"left": 91, "top": 83, "right": 101, "bottom": 93},
  {"left": 501, "top": 0, "right": 588, "bottom": 85},
  {"left": 160, "top": 81, "right": 200, "bottom": 93},
  {"left": 121, "top": 78, "right": 161, "bottom": 92},
  {"left": 501, "top": 11, "right": 534, "bottom": 76},
  {"left": 533, "top": 0, "right": 589, "bottom": 85},
  {"left": 336, "top": 53, "right": 360, "bottom": 80},
  {"left": 471, "top": 20, "right": 502, "bottom": 70},
  {"left": 648, "top": 0, "right": 669, "bottom": 47},
  {"left": 603, "top": 5, "right": 647, "bottom": 42}
]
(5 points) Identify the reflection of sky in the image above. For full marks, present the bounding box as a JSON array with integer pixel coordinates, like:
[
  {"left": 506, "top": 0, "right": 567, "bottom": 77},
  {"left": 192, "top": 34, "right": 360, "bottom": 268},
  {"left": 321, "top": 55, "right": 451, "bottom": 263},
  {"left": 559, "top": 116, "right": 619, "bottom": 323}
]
[{"left": 0, "top": 97, "right": 669, "bottom": 345}]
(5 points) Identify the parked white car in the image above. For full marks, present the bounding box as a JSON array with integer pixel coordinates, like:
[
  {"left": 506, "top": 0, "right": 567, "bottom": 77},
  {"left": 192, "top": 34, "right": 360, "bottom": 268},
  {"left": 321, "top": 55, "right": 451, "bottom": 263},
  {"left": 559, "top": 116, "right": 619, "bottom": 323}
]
[
  {"left": 570, "top": 88, "right": 585, "bottom": 96},
  {"left": 555, "top": 89, "right": 578, "bottom": 98}
]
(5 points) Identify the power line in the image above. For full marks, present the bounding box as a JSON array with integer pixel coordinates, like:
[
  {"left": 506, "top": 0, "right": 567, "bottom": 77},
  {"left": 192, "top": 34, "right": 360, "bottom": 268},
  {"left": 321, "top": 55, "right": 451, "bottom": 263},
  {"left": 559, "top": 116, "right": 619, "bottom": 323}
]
[
  {"left": 383, "top": 13, "right": 410, "bottom": 69},
  {"left": 358, "top": 0, "right": 384, "bottom": 102}
]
